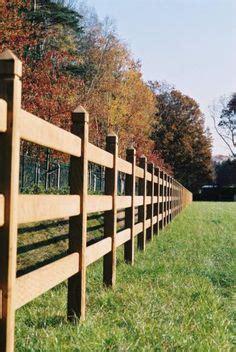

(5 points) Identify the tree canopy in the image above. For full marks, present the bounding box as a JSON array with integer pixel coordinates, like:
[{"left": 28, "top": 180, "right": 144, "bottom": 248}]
[
  {"left": 150, "top": 82, "right": 213, "bottom": 192},
  {"left": 0, "top": 0, "right": 213, "bottom": 182}
]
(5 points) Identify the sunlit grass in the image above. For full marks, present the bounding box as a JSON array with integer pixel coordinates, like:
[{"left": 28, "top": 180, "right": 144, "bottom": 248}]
[{"left": 16, "top": 202, "right": 235, "bottom": 351}]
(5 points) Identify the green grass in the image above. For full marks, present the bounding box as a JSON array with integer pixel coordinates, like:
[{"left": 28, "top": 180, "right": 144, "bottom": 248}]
[{"left": 16, "top": 202, "right": 235, "bottom": 351}]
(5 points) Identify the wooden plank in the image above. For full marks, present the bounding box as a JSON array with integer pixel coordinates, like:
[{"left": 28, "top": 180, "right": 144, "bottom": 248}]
[
  {"left": 150, "top": 163, "right": 155, "bottom": 240},
  {"left": 146, "top": 172, "right": 152, "bottom": 182},
  {"left": 117, "top": 196, "right": 132, "bottom": 210},
  {"left": 86, "top": 238, "right": 112, "bottom": 266},
  {"left": 145, "top": 218, "right": 151, "bottom": 228},
  {"left": 124, "top": 147, "right": 136, "bottom": 264},
  {"left": 168, "top": 176, "right": 171, "bottom": 223},
  {"left": 103, "top": 133, "right": 118, "bottom": 287},
  {"left": 68, "top": 107, "right": 88, "bottom": 322},
  {"left": 117, "top": 157, "right": 132, "bottom": 175},
  {"left": 135, "top": 166, "right": 144, "bottom": 178},
  {"left": 0, "top": 98, "right": 7, "bottom": 132},
  {"left": 0, "top": 49, "right": 22, "bottom": 352},
  {"left": 15, "top": 253, "right": 79, "bottom": 310},
  {"left": 137, "top": 156, "right": 147, "bottom": 251},
  {"left": 134, "top": 222, "right": 143, "bottom": 236},
  {"left": 153, "top": 215, "right": 158, "bottom": 225},
  {"left": 135, "top": 196, "right": 143, "bottom": 207},
  {"left": 20, "top": 110, "right": 82, "bottom": 158},
  {"left": 0, "top": 194, "right": 4, "bottom": 226},
  {"left": 161, "top": 171, "right": 165, "bottom": 229},
  {"left": 87, "top": 195, "right": 112, "bottom": 213},
  {"left": 88, "top": 143, "right": 113, "bottom": 168},
  {"left": 18, "top": 195, "right": 80, "bottom": 224},
  {"left": 117, "top": 228, "right": 131, "bottom": 247}
]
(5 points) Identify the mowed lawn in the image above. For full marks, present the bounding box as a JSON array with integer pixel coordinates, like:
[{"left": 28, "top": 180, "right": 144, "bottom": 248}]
[{"left": 16, "top": 202, "right": 235, "bottom": 351}]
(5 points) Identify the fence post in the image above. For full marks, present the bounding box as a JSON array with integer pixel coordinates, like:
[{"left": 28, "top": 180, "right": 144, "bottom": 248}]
[
  {"left": 147, "top": 163, "right": 154, "bottom": 241},
  {"left": 165, "top": 174, "right": 168, "bottom": 226},
  {"left": 68, "top": 106, "right": 88, "bottom": 321},
  {"left": 167, "top": 175, "right": 171, "bottom": 223},
  {"left": 103, "top": 133, "right": 118, "bottom": 287},
  {"left": 124, "top": 147, "right": 136, "bottom": 265},
  {"left": 138, "top": 156, "right": 147, "bottom": 251},
  {"left": 165, "top": 174, "right": 168, "bottom": 225},
  {"left": 160, "top": 171, "right": 164, "bottom": 229},
  {"left": 0, "top": 50, "right": 22, "bottom": 352},
  {"left": 170, "top": 177, "right": 173, "bottom": 222},
  {"left": 155, "top": 167, "right": 160, "bottom": 235}
]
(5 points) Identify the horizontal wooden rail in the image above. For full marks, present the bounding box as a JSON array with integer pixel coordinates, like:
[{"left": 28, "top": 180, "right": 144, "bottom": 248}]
[
  {"left": 135, "top": 166, "right": 144, "bottom": 178},
  {"left": 18, "top": 195, "right": 80, "bottom": 224},
  {"left": 20, "top": 110, "right": 82, "bottom": 157},
  {"left": 88, "top": 143, "right": 113, "bottom": 168},
  {"left": 116, "top": 228, "right": 131, "bottom": 247},
  {"left": 134, "top": 196, "right": 143, "bottom": 207},
  {"left": 0, "top": 50, "right": 193, "bottom": 352},
  {"left": 117, "top": 157, "right": 132, "bottom": 175},
  {"left": 117, "top": 196, "right": 132, "bottom": 210},
  {"left": 15, "top": 253, "right": 79, "bottom": 310},
  {"left": 87, "top": 195, "right": 112, "bottom": 213},
  {"left": 146, "top": 172, "right": 152, "bottom": 182},
  {"left": 86, "top": 238, "right": 111, "bottom": 266}
]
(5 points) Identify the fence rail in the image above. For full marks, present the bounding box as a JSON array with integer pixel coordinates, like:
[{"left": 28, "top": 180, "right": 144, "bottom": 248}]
[{"left": 0, "top": 50, "right": 192, "bottom": 352}]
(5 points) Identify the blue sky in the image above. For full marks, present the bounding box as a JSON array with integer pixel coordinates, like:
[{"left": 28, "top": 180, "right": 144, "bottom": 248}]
[{"left": 84, "top": 0, "right": 235, "bottom": 156}]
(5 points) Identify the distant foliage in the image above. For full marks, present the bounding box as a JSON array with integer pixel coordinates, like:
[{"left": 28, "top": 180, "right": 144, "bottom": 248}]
[
  {"left": 1, "top": 1, "right": 213, "bottom": 179},
  {"left": 214, "top": 159, "right": 236, "bottom": 187},
  {"left": 150, "top": 82, "right": 213, "bottom": 192},
  {"left": 0, "top": 0, "right": 168, "bottom": 167}
]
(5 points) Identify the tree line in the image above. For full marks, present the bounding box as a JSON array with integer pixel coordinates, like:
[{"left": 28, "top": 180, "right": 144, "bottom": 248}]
[{"left": 0, "top": 0, "right": 213, "bottom": 192}]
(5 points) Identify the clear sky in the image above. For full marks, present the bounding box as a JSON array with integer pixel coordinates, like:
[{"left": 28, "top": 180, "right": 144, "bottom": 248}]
[{"left": 84, "top": 0, "right": 235, "bottom": 156}]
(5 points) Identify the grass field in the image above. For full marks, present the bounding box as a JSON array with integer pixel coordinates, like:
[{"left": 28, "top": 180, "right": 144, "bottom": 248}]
[{"left": 16, "top": 202, "right": 235, "bottom": 351}]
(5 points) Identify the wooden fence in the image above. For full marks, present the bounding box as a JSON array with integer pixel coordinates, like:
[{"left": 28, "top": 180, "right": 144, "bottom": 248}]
[{"left": 0, "top": 50, "right": 192, "bottom": 352}]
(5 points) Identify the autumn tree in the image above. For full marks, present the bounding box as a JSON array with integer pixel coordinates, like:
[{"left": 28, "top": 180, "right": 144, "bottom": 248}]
[
  {"left": 150, "top": 82, "right": 213, "bottom": 192},
  {"left": 0, "top": 0, "right": 83, "bottom": 125},
  {"left": 0, "top": 1, "right": 170, "bottom": 171}
]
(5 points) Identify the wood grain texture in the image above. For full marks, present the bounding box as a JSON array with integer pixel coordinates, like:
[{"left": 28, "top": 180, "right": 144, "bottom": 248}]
[
  {"left": 86, "top": 238, "right": 112, "bottom": 266},
  {"left": 117, "top": 228, "right": 131, "bottom": 247},
  {"left": 117, "top": 157, "right": 132, "bottom": 175},
  {"left": 15, "top": 253, "right": 79, "bottom": 310},
  {"left": 87, "top": 195, "right": 112, "bottom": 213},
  {"left": 134, "top": 222, "right": 143, "bottom": 237},
  {"left": 20, "top": 110, "right": 82, "bottom": 158},
  {"left": 18, "top": 195, "right": 80, "bottom": 224},
  {"left": 134, "top": 196, "right": 143, "bottom": 207},
  {"left": 88, "top": 143, "right": 113, "bottom": 168},
  {"left": 117, "top": 196, "right": 132, "bottom": 210},
  {"left": 135, "top": 166, "right": 144, "bottom": 179},
  {"left": 68, "top": 107, "right": 88, "bottom": 322},
  {"left": 0, "top": 49, "right": 22, "bottom": 352}
]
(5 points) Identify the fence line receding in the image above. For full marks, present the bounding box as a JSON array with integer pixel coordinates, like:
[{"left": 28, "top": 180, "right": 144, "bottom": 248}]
[{"left": 0, "top": 50, "right": 192, "bottom": 352}]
